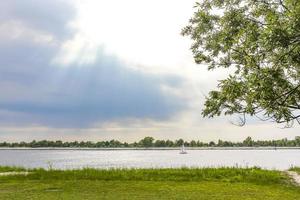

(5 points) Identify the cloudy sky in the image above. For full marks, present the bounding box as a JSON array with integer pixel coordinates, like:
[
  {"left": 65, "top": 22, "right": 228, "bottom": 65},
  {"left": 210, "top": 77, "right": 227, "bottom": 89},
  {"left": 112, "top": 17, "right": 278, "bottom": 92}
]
[{"left": 0, "top": 0, "right": 298, "bottom": 142}]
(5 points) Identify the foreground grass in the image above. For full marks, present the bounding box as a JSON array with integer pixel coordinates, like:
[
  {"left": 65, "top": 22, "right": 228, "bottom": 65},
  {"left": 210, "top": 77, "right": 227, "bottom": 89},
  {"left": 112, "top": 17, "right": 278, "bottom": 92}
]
[
  {"left": 0, "top": 166, "right": 26, "bottom": 173},
  {"left": 291, "top": 167, "right": 300, "bottom": 174},
  {"left": 0, "top": 167, "right": 300, "bottom": 200}
]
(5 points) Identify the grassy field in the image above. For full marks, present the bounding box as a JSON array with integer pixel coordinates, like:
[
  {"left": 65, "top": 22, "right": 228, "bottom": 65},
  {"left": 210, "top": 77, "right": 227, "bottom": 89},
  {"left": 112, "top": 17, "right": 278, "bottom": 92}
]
[
  {"left": 0, "top": 166, "right": 26, "bottom": 173},
  {"left": 0, "top": 167, "right": 300, "bottom": 199},
  {"left": 291, "top": 167, "right": 300, "bottom": 174}
]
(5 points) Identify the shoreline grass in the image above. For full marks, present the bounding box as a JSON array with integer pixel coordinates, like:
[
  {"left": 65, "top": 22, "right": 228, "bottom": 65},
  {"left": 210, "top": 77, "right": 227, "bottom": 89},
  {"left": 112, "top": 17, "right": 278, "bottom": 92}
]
[
  {"left": 0, "top": 166, "right": 300, "bottom": 199},
  {"left": 0, "top": 166, "right": 290, "bottom": 184},
  {"left": 0, "top": 166, "right": 26, "bottom": 173},
  {"left": 290, "top": 167, "right": 300, "bottom": 173}
]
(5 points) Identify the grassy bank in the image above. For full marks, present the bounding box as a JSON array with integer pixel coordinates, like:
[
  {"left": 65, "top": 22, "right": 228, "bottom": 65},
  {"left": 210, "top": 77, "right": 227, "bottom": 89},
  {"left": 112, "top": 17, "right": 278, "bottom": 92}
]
[
  {"left": 0, "top": 167, "right": 300, "bottom": 199},
  {"left": 0, "top": 166, "right": 26, "bottom": 173},
  {"left": 291, "top": 167, "right": 300, "bottom": 174}
]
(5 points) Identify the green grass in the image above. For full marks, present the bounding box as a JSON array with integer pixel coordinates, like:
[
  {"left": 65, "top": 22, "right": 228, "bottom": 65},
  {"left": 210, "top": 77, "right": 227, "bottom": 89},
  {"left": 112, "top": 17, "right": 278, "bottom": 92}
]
[
  {"left": 0, "top": 167, "right": 300, "bottom": 200},
  {"left": 0, "top": 166, "right": 26, "bottom": 173},
  {"left": 290, "top": 167, "right": 300, "bottom": 174}
]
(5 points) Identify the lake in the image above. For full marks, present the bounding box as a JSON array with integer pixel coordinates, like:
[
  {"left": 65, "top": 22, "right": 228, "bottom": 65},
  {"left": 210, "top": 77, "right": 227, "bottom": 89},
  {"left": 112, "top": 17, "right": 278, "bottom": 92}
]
[{"left": 0, "top": 149, "right": 299, "bottom": 170}]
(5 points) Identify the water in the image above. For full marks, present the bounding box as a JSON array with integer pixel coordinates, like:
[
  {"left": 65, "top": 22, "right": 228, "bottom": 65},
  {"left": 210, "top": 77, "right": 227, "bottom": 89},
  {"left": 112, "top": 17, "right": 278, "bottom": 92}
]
[{"left": 0, "top": 149, "right": 299, "bottom": 170}]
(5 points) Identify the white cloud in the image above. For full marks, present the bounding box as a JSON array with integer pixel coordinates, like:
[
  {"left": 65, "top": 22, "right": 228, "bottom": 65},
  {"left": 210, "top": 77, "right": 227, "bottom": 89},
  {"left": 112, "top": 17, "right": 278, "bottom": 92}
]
[
  {"left": 55, "top": 0, "right": 196, "bottom": 73},
  {"left": 53, "top": 0, "right": 232, "bottom": 108},
  {"left": 0, "top": 0, "right": 297, "bottom": 141},
  {"left": 0, "top": 20, "right": 56, "bottom": 45}
]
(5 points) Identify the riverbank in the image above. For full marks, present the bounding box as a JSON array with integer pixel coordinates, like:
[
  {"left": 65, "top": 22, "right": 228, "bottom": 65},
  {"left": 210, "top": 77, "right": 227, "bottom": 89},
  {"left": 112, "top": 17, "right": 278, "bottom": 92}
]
[
  {"left": 0, "top": 166, "right": 300, "bottom": 199},
  {"left": 1, "top": 146, "right": 300, "bottom": 150}
]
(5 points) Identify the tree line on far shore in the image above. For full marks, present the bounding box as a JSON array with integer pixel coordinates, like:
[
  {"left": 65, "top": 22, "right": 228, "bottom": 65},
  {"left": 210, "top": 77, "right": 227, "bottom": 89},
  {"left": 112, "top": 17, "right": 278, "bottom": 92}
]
[{"left": 1, "top": 136, "right": 300, "bottom": 148}]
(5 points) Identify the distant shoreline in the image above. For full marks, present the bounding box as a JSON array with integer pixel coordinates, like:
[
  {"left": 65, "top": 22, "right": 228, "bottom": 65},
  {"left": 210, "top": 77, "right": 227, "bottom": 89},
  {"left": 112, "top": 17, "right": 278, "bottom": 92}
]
[{"left": 0, "top": 147, "right": 300, "bottom": 150}]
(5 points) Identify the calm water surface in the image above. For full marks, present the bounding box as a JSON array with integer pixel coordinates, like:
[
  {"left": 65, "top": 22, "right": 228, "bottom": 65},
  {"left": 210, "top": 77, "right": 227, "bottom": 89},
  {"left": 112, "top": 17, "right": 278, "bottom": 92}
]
[{"left": 0, "top": 149, "right": 299, "bottom": 170}]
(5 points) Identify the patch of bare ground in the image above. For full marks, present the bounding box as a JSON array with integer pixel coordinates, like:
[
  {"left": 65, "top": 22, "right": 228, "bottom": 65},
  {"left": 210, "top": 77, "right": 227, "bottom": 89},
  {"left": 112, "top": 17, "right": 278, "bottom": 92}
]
[
  {"left": 286, "top": 171, "right": 300, "bottom": 186},
  {"left": 0, "top": 172, "right": 30, "bottom": 176}
]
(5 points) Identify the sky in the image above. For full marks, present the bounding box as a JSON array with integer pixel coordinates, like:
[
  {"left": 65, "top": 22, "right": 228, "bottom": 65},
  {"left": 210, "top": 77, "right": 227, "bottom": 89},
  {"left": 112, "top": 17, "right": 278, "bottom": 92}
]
[{"left": 0, "top": 0, "right": 298, "bottom": 142}]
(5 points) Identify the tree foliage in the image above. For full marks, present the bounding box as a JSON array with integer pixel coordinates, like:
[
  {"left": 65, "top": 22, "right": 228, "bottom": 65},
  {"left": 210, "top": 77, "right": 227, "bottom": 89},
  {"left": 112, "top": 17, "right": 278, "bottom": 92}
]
[
  {"left": 139, "top": 136, "right": 155, "bottom": 147},
  {"left": 182, "top": 0, "right": 300, "bottom": 126},
  {"left": 2, "top": 136, "right": 300, "bottom": 147}
]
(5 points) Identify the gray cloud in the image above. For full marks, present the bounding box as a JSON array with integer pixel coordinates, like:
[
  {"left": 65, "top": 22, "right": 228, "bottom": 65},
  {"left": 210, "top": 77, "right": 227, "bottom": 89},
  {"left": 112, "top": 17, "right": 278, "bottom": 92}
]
[
  {"left": 0, "top": 0, "right": 76, "bottom": 39},
  {"left": 0, "top": 0, "right": 184, "bottom": 128}
]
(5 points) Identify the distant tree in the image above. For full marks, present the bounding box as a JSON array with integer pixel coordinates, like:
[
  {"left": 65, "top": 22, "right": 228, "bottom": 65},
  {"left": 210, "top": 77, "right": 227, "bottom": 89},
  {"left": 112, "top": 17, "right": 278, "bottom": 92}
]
[
  {"left": 109, "top": 140, "right": 121, "bottom": 147},
  {"left": 295, "top": 136, "right": 300, "bottom": 146},
  {"left": 123, "top": 142, "right": 129, "bottom": 147},
  {"left": 190, "top": 140, "right": 197, "bottom": 147},
  {"left": 184, "top": 141, "right": 190, "bottom": 147},
  {"left": 132, "top": 142, "right": 139, "bottom": 147},
  {"left": 209, "top": 141, "right": 216, "bottom": 147},
  {"left": 182, "top": 0, "right": 300, "bottom": 126},
  {"left": 217, "top": 140, "right": 224, "bottom": 147},
  {"left": 2, "top": 136, "right": 300, "bottom": 148},
  {"left": 154, "top": 140, "right": 166, "bottom": 147},
  {"left": 55, "top": 140, "right": 63, "bottom": 147},
  {"left": 96, "top": 141, "right": 105, "bottom": 148},
  {"left": 139, "top": 137, "right": 155, "bottom": 147},
  {"left": 175, "top": 139, "right": 184, "bottom": 146},
  {"left": 165, "top": 140, "right": 174, "bottom": 147},
  {"left": 243, "top": 137, "right": 253, "bottom": 147},
  {"left": 85, "top": 141, "right": 93, "bottom": 148},
  {"left": 197, "top": 141, "right": 206, "bottom": 147}
]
